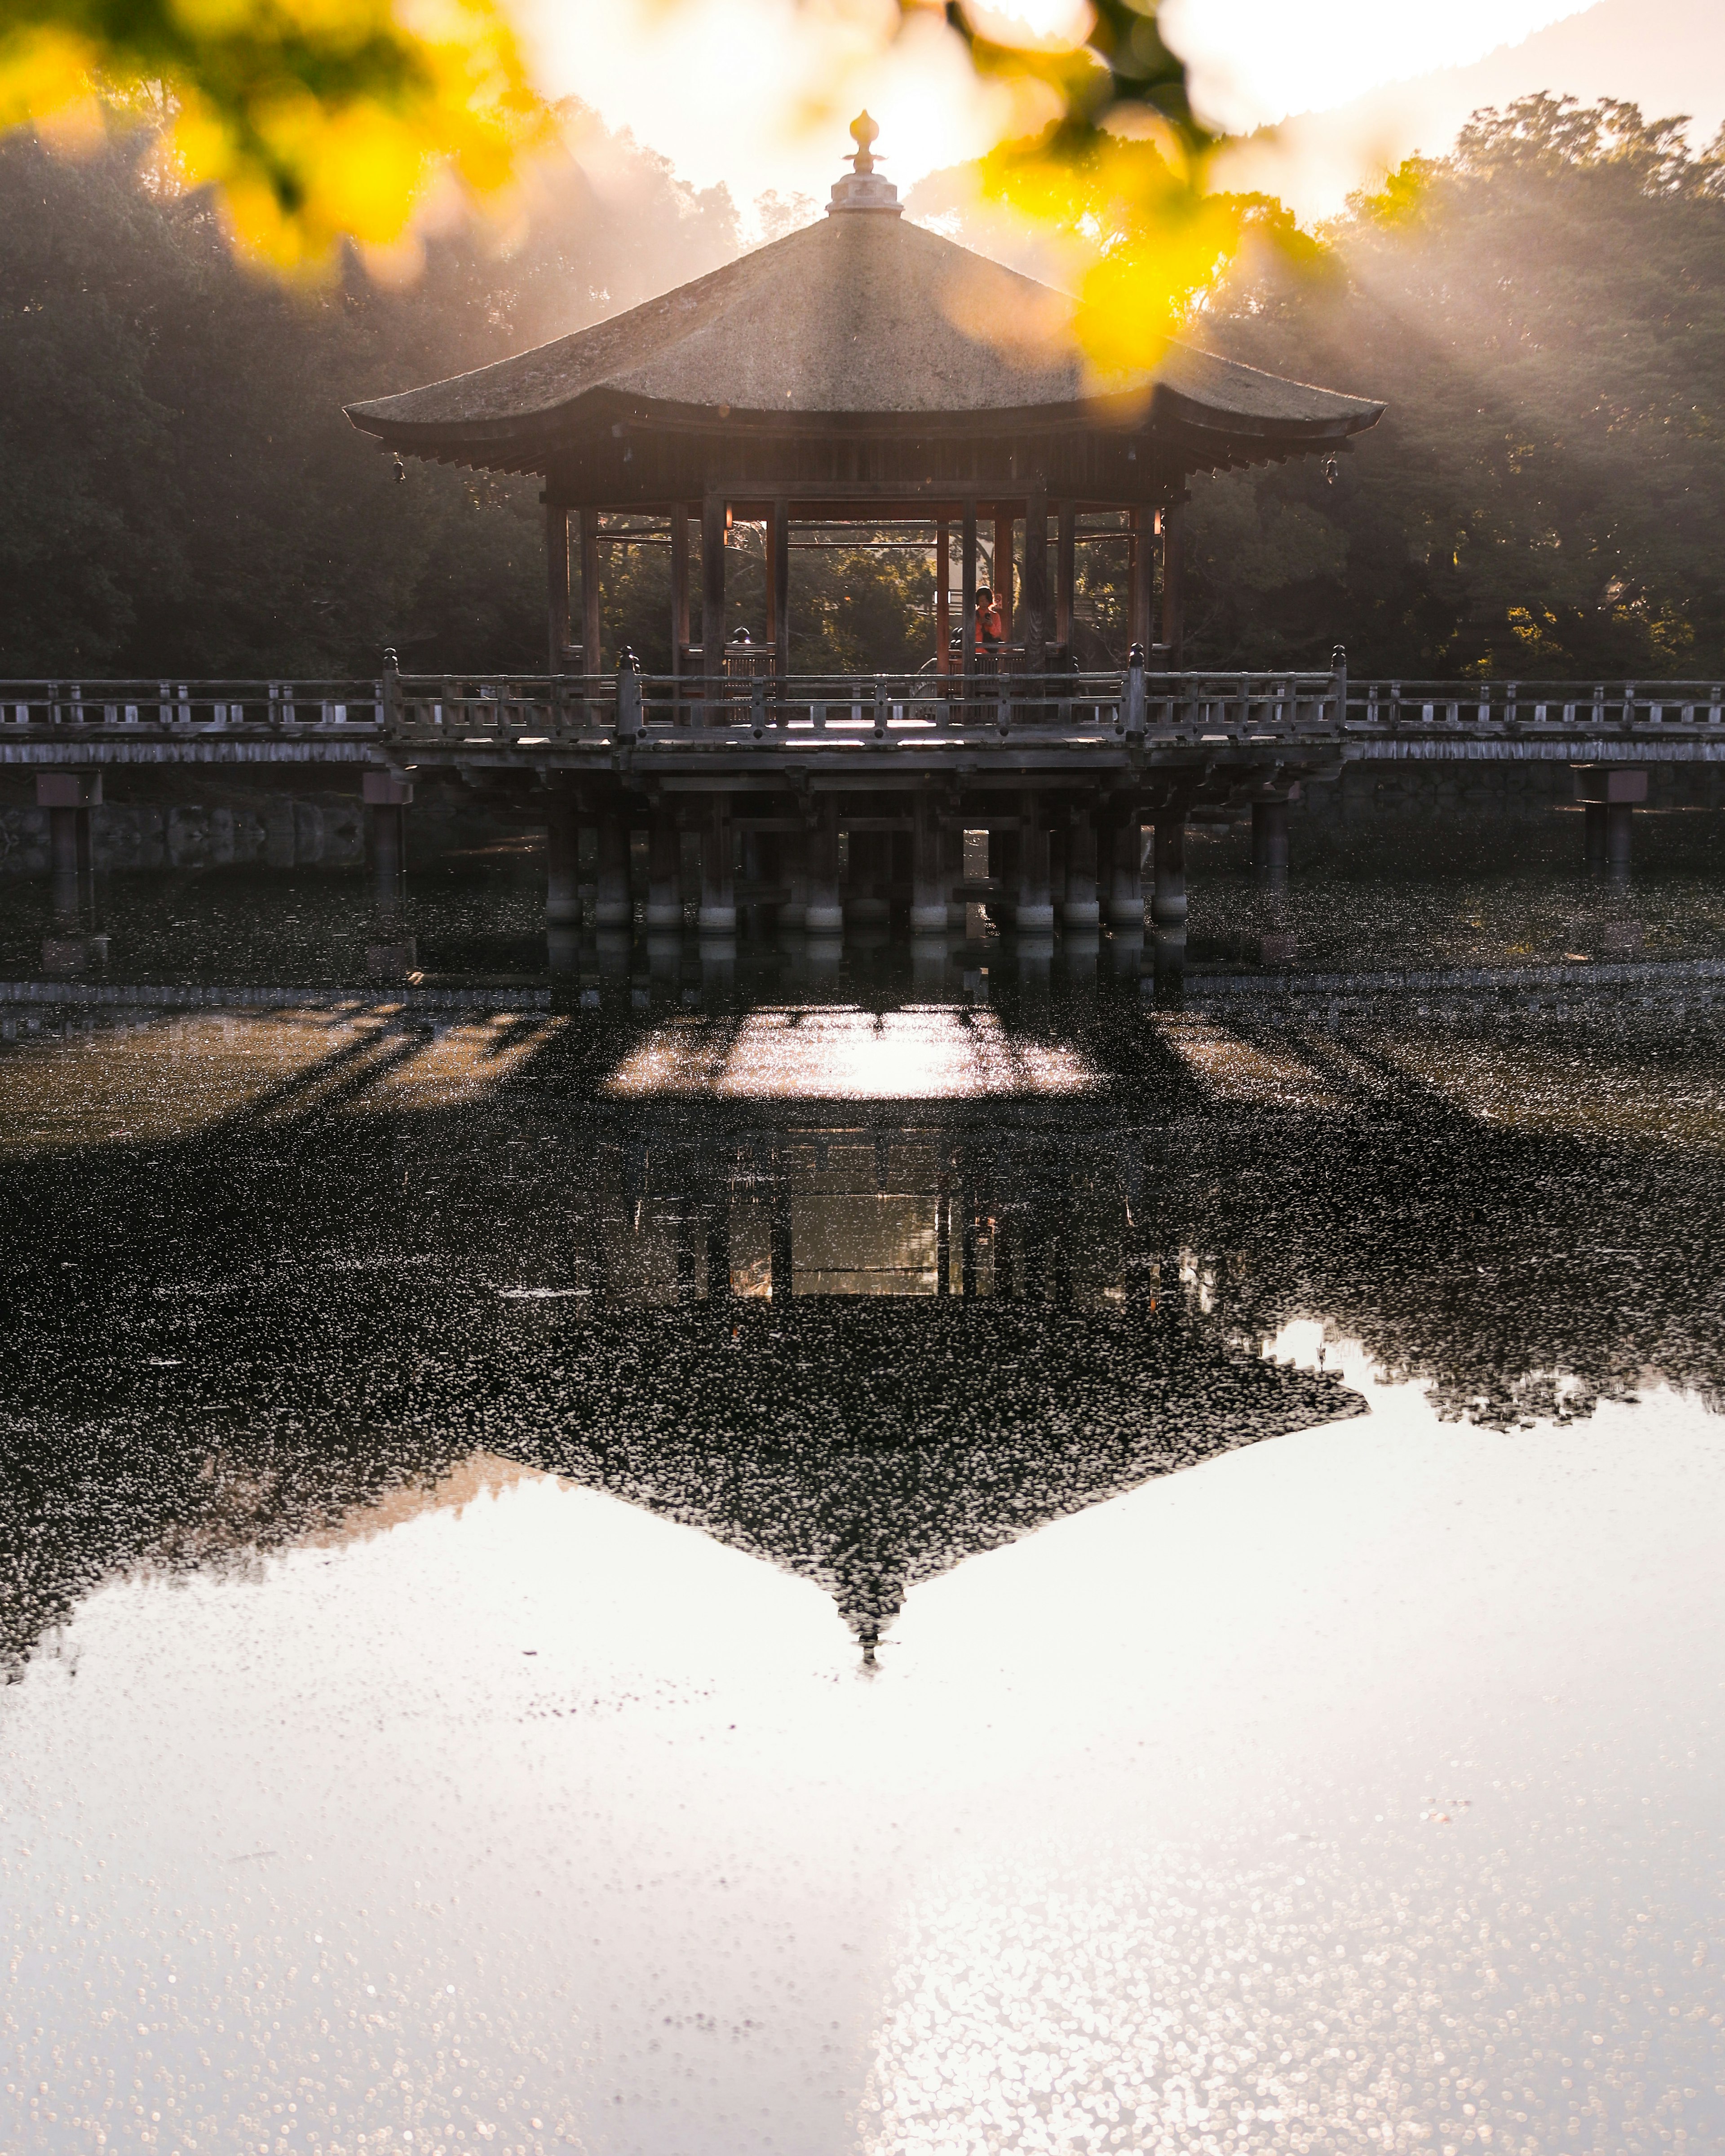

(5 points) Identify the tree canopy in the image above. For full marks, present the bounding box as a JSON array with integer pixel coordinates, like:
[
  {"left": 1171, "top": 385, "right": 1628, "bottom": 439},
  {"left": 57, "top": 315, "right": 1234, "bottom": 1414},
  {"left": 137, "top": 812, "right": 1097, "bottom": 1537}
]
[{"left": 1185, "top": 96, "right": 1725, "bottom": 680}]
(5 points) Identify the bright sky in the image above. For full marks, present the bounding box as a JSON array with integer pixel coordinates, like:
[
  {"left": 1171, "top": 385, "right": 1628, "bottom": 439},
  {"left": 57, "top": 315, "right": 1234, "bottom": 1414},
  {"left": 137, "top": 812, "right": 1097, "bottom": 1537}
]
[{"left": 520, "top": 0, "right": 1596, "bottom": 212}]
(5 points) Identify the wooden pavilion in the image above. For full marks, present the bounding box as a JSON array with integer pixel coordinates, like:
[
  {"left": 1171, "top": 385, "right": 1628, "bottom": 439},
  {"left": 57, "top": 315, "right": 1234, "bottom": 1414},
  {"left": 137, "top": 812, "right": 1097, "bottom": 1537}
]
[{"left": 347, "top": 116, "right": 1383, "bottom": 682}]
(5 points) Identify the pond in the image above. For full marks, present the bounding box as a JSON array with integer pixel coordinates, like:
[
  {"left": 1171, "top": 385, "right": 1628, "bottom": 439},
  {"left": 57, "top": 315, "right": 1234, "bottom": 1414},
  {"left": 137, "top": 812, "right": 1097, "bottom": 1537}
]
[{"left": 3, "top": 858, "right": 1723, "bottom": 2155}]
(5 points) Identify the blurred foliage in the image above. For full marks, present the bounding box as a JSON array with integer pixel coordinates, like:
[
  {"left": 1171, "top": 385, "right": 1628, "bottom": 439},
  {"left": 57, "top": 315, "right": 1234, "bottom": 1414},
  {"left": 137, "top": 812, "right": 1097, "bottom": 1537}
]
[
  {"left": 1185, "top": 97, "right": 1725, "bottom": 680},
  {"left": 0, "top": 110, "right": 739, "bottom": 674},
  {"left": 0, "top": 0, "right": 548, "bottom": 266}
]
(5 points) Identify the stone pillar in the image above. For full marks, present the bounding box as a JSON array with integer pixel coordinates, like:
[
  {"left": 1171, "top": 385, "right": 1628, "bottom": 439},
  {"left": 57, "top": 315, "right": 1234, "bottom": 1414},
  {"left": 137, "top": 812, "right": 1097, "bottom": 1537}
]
[
  {"left": 910, "top": 793, "right": 947, "bottom": 935},
  {"left": 593, "top": 810, "right": 632, "bottom": 928},
  {"left": 646, "top": 807, "right": 682, "bottom": 929},
  {"left": 699, "top": 797, "right": 737, "bottom": 934},
  {"left": 989, "top": 825, "right": 1020, "bottom": 928},
  {"left": 845, "top": 827, "right": 889, "bottom": 925},
  {"left": 37, "top": 770, "right": 99, "bottom": 882},
  {"left": 1574, "top": 765, "right": 1646, "bottom": 880},
  {"left": 942, "top": 821, "right": 968, "bottom": 931},
  {"left": 1062, "top": 810, "right": 1100, "bottom": 928},
  {"left": 1151, "top": 815, "right": 1187, "bottom": 928},
  {"left": 779, "top": 825, "right": 809, "bottom": 932},
  {"left": 805, "top": 799, "right": 842, "bottom": 936},
  {"left": 1252, "top": 794, "right": 1290, "bottom": 887},
  {"left": 545, "top": 799, "right": 580, "bottom": 925},
  {"left": 1106, "top": 811, "right": 1143, "bottom": 928},
  {"left": 363, "top": 769, "right": 412, "bottom": 894},
  {"left": 1016, "top": 793, "right": 1054, "bottom": 934}
]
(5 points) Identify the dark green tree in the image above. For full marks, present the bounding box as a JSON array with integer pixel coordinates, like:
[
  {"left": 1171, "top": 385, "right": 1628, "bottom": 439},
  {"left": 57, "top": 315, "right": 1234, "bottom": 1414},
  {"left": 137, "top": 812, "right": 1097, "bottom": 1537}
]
[{"left": 1187, "top": 97, "right": 1725, "bottom": 680}]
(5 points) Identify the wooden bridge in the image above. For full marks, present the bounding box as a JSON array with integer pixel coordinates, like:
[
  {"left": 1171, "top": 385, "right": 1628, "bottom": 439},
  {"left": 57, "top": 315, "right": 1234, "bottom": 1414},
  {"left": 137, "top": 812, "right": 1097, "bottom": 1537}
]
[{"left": 4, "top": 657, "right": 1711, "bottom": 930}]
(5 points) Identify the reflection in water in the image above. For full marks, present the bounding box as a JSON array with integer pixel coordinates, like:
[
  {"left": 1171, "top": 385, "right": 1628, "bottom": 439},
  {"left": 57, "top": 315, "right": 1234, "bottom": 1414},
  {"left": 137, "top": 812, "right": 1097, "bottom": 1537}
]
[{"left": 4, "top": 880, "right": 1725, "bottom": 2153}]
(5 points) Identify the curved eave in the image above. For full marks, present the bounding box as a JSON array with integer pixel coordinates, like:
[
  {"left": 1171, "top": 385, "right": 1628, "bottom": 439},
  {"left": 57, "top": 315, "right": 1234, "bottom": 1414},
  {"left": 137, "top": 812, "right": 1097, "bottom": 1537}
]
[{"left": 346, "top": 380, "right": 1384, "bottom": 479}]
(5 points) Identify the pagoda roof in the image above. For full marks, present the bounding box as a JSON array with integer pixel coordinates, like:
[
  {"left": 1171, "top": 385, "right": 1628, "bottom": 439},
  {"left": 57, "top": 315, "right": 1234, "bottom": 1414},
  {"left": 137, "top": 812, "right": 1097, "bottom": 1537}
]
[{"left": 345, "top": 199, "right": 1383, "bottom": 466}]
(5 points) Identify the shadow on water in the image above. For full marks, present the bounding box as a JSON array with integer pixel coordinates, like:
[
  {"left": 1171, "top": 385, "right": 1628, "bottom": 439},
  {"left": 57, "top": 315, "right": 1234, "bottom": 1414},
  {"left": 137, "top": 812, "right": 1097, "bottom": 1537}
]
[{"left": 4, "top": 911, "right": 1725, "bottom": 1679}]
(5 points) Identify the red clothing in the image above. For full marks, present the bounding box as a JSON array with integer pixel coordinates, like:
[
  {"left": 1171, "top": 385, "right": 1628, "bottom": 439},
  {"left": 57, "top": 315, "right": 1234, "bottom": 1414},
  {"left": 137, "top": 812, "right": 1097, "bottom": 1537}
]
[{"left": 974, "top": 602, "right": 1004, "bottom": 649}]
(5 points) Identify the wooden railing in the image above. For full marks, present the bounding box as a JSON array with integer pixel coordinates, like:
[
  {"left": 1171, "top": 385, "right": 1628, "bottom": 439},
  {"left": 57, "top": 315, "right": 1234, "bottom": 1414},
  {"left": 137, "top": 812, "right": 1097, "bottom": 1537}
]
[
  {"left": 6, "top": 659, "right": 1724, "bottom": 747},
  {"left": 0, "top": 680, "right": 386, "bottom": 727}
]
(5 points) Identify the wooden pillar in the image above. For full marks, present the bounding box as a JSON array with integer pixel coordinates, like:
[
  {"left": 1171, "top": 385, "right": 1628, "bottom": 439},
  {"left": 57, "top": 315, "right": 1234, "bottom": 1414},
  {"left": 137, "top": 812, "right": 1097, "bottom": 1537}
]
[
  {"left": 805, "top": 799, "right": 842, "bottom": 934},
  {"left": 593, "top": 808, "right": 631, "bottom": 929},
  {"left": 545, "top": 500, "right": 570, "bottom": 673},
  {"left": 771, "top": 497, "right": 790, "bottom": 684},
  {"left": 1161, "top": 504, "right": 1184, "bottom": 663},
  {"left": 935, "top": 517, "right": 950, "bottom": 674},
  {"left": 1056, "top": 501, "right": 1075, "bottom": 653},
  {"left": 910, "top": 791, "right": 946, "bottom": 935},
  {"left": 699, "top": 796, "right": 736, "bottom": 933},
  {"left": 1106, "top": 805, "right": 1143, "bottom": 928},
  {"left": 1063, "top": 809, "right": 1099, "bottom": 927},
  {"left": 700, "top": 494, "right": 726, "bottom": 717},
  {"left": 646, "top": 806, "right": 682, "bottom": 929},
  {"left": 961, "top": 503, "right": 978, "bottom": 676},
  {"left": 1252, "top": 795, "right": 1290, "bottom": 886},
  {"left": 993, "top": 508, "right": 1014, "bottom": 642},
  {"left": 1129, "top": 509, "right": 1155, "bottom": 653},
  {"left": 546, "top": 798, "right": 580, "bottom": 925},
  {"left": 1023, "top": 491, "right": 1048, "bottom": 665},
  {"left": 579, "top": 509, "right": 602, "bottom": 674},
  {"left": 1152, "top": 814, "right": 1187, "bottom": 927},
  {"left": 670, "top": 507, "right": 690, "bottom": 677},
  {"left": 1017, "top": 791, "right": 1053, "bottom": 931}
]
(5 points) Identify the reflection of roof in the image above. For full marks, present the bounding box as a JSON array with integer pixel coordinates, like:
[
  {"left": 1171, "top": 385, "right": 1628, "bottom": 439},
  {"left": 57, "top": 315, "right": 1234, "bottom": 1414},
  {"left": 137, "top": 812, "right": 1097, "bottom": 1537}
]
[
  {"left": 513, "top": 1300, "right": 1366, "bottom": 1649},
  {"left": 345, "top": 210, "right": 1383, "bottom": 453}
]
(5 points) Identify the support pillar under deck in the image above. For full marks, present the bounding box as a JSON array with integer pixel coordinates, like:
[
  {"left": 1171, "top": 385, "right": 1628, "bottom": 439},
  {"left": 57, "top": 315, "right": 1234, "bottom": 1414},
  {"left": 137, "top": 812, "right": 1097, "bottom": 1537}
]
[
  {"left": 1252, "top": 795, "right": 1291, "bottom": 888},
  {"left": 546, "top": 799, "right": 580, "bottom": 925},
  {"left": 1106, "top": 812, "right": 1143, "bottom": 929},
  {"left": 1016, "top": 793, "right": 1054, "bottom": 934},
  {"left": 1062, "top": 811, "right": 1100, "bottom": 928},
  {"left": 1151, "top": 815, "right": 1187, "bottom": 929},
  {"left": 805, "top": 800, "right": 842, "bottom": 936},
  {"left": 593, "top": 812, "right": 632, "bottom": 929},
  {"left": 362, "top": 769, "right": 411, "bottom": 896},
  {"left": 910, "top": 794, "right": 947, "bottom": 935},
  {"left": 646, "top": 808, "right": 683, "bottom": 929},
  {"left": 699, "top": 798, "right": 737, "bottom": 935}
]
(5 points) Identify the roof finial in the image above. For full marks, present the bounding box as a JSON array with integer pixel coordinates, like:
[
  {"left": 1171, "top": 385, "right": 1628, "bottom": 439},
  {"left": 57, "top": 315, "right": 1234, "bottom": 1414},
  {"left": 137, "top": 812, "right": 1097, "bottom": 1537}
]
[
  {"left": 849, "top": 110, "right": 880, "bottom": 176},
  {"left": 827, "top": 110, "right": 901, "bottom": 216}
]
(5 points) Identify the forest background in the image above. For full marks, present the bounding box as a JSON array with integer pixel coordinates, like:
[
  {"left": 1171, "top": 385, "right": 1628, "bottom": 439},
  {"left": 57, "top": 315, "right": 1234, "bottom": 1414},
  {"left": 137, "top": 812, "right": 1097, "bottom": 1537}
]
[{"left": 4, "top": 91, "right": 1723, "bottom": 684}]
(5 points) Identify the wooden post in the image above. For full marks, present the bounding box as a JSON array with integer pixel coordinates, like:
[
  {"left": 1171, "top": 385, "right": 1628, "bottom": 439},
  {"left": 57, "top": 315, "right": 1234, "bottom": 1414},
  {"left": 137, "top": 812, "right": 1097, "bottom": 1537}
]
[
  {"left": 701, "top": 494, "right": 726, "bottom": 720},
  {"left": 993, "top": 508, "right": 1014, "bottom": 643},
  {"left": 771, "top": 497, "right": 790, "bottom": 685},
  {"left": 1056, "top": 501, "right": 1075, "bottom": 654},
  {"left": 579, "top": 509, "right": 602, "bottom": 674},
  {"left": 1160, "top": 504, "right": 1184, "bottom": 663},
  {"left": 670, "top": 506, "right": 690, "bottom": 677},
  {"left": 962, "top": 503, "right": 978, "bottom": 680},
  {"left": 544, "top": 500, "right": 570, "bottom": 674},
  {"left": 1128, "top": 509, "right": 1154, "bottom": 653},
  {"left": 935, "top": 517, "right": 950, "bottom": 675},
  {"left": 1023, "top": 490, "right": 1048, "bottom": 666}
]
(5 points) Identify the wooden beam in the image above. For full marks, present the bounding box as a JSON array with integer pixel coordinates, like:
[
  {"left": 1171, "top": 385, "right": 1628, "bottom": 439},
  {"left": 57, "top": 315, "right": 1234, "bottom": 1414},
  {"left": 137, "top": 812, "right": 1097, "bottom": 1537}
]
[
  {"left": 670, "top": 505, "right": 690, "bottom": 676},
  {"left": 961, "top": 503, "right": 978, "bottom": 677},
  {"left": 771, "top": 497, "right": 790, "bottom": 682},
  {"left": 1023, "top": 490, "right": 1049, "bottom": 662},
  {"left": 993, "top": 508, "right": 1014, "bottom": 641},
  {"left": 701, "top": 493, "right": 726, "bottom": 692},
  {"left": 935, "top": 517, "right": 950, "bottom": 675},
  {"left": 1056, "top": 500, "right": 1075, "bottom": 651},
  {"left": 1161, "top": 503, "right": 1184, "bottom": 662},
  {"left": 579, "top": 509, "right": 602, "bottom": 674},
  {"left": 545, "top": 501, "right": 571, "bottom": 673}
]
